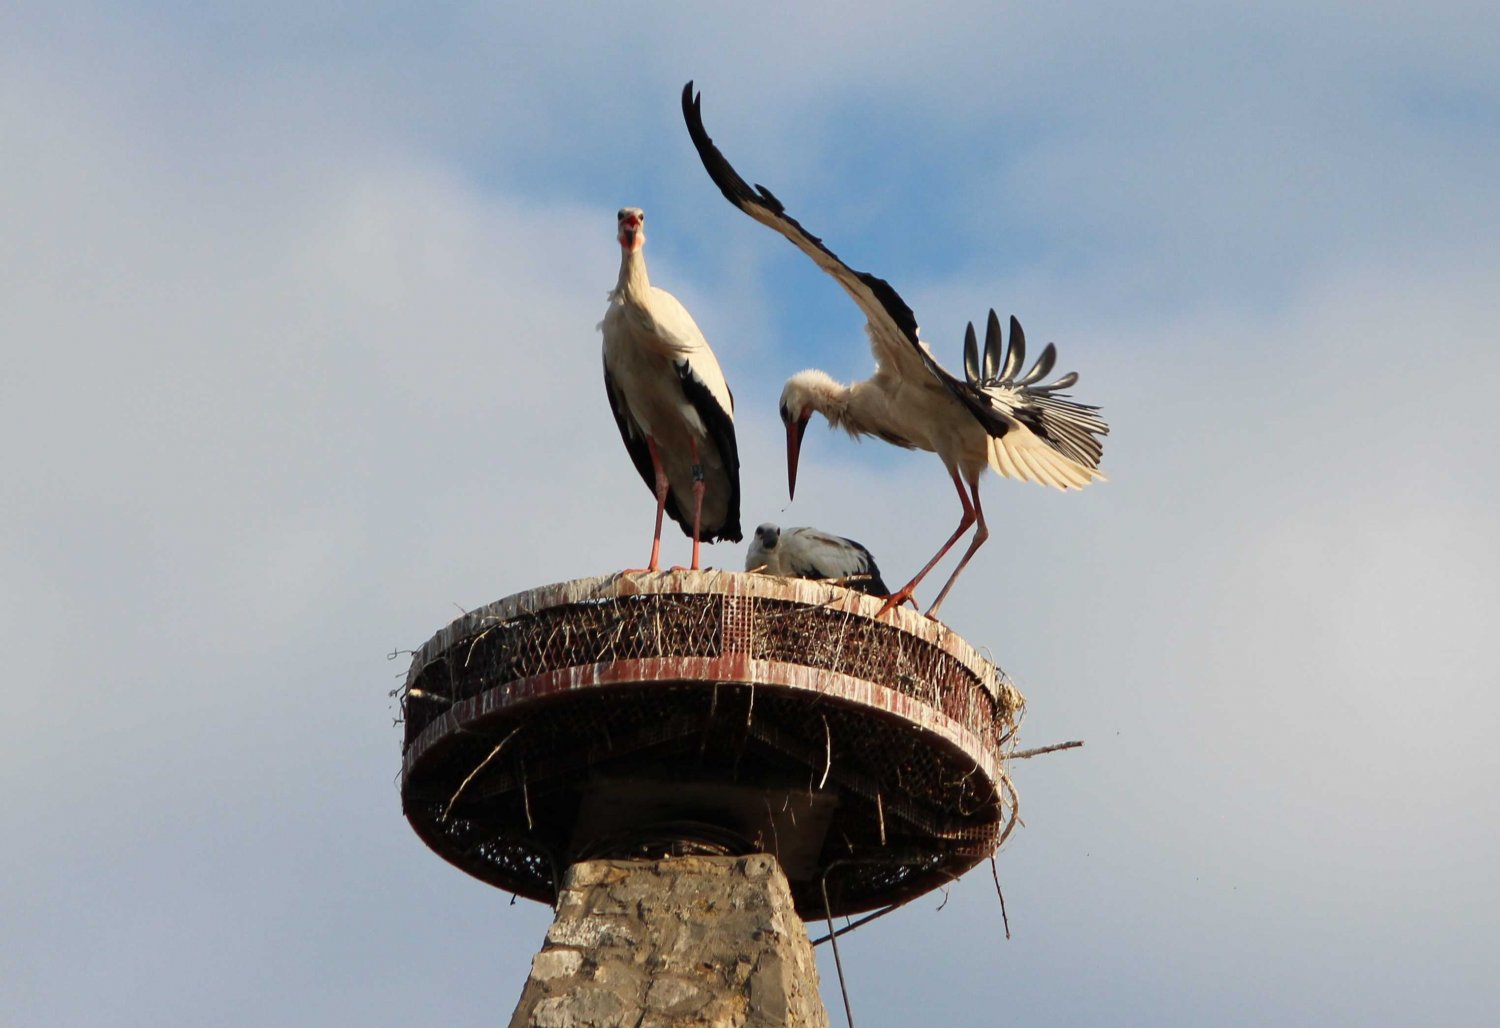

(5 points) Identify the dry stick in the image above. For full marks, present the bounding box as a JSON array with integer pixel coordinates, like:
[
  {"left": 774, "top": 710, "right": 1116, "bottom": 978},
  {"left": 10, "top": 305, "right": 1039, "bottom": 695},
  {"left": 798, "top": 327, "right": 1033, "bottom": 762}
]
[
  {"left": 522, "top": 763, "right": 534, "bottom": 831},
  {"left": 820, "top": 874, "right": 856, "bottom": 1028},
  {"left": 989, "top": 856, "right": 1012, "bottom": 940},
  {"left": 463, "top": 622, "right": 499, "bottom": 668},
  {"left": 1008, "top": 740, "right": 1084, "bottom": 760},
  {"left": 762, "top": 796, "right": 780, "bottom": 856},
  {"left": 818, "top": 715, "right": 833, "bottom": 790},
  {"left": 994, "top": 772, "right": 1022, "bottom": 850},
  {"left": 443, "top": 726, "right": 523, "bottom": 820}
]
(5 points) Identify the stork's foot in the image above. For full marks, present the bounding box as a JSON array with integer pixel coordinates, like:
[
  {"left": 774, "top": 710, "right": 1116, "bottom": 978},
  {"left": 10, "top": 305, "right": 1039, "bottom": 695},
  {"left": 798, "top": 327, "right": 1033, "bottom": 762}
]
[{"left": 874, "top": 588, "right": 919, "bottom": 618}]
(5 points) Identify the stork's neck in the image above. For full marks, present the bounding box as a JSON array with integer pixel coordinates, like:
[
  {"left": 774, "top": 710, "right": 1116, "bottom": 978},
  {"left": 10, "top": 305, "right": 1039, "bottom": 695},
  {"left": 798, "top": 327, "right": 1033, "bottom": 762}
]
[
  {"left": 785, "top": 369, "right": 854, "bottom": 430},
  {"left": 612, "top": 244, "right": 650, "bottom": 301}
]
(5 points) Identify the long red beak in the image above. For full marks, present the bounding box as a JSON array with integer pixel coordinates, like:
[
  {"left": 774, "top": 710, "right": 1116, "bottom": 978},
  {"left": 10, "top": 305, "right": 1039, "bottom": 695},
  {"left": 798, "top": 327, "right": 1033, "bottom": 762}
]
[{"left": 786, "top": 417, "right": 809, "bottom": 500}]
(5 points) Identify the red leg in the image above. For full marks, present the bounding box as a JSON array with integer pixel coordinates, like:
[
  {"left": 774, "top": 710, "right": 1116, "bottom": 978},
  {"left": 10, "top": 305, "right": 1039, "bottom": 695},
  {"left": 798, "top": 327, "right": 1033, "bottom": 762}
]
[
  {"left": 925, "top": 476, "right": 987, "bottom": 618},
  {"left": 621, "top": 436, "right": 670, "bottom": 574},
  {"left": 876, "top": 467, "right": 975, "bottom": 617},
  {"left": 688, "top": 438, "right": 706, "bottom": 570}
]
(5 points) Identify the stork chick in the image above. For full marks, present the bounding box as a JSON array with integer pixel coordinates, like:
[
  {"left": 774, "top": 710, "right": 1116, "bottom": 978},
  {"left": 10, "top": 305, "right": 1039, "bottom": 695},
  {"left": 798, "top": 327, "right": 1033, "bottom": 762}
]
[{"left": 745, "top": 523, "right": 890, "bottom": 596}]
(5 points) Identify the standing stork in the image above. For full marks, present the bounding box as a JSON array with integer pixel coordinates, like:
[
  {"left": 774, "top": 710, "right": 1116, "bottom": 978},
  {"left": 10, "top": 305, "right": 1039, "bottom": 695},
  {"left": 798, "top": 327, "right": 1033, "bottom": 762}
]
[
  {"left": 682, "top": 84, "right": 1107, "bottom": 617},
  {"left": 746, "top": 523, "right": 890, "bottom": 596},
  {"left": 601, "top": 206, "right": 741, "bottom": 571}
]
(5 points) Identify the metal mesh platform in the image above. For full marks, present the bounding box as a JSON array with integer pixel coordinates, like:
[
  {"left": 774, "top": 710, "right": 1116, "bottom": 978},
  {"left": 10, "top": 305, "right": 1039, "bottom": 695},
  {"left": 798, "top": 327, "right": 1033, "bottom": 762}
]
[{"left": 398, "top": 571, "right": 1024, "bottom": 919}]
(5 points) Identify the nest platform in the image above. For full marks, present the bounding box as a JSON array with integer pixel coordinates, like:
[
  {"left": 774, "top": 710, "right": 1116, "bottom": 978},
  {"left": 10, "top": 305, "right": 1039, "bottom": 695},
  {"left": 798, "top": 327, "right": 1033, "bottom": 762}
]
[{"left": 399, "top": 571, "right": 1024, "bottom": 918}]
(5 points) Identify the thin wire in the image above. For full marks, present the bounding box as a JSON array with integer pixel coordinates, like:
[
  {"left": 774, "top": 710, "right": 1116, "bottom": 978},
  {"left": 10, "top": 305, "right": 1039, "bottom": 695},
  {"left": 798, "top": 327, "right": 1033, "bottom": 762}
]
[
  {"left": 810, "top": 903, "right": 899, "bottom": 946},
  {"left": 820, "top": 873, "right": 855, "bottom": 1028}
]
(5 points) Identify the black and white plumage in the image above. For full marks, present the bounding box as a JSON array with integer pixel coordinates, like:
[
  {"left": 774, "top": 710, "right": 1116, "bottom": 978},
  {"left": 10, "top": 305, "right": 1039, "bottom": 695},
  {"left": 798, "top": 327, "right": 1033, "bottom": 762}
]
[
  {"left": 602, "top": 206, "right": 741, "bottom": 571},
  {"left": 745, "top": 523, "right": 890, "bottom": 596},
  {"left": 682, "top": 84, "right": 1107, "bottom": 617}
]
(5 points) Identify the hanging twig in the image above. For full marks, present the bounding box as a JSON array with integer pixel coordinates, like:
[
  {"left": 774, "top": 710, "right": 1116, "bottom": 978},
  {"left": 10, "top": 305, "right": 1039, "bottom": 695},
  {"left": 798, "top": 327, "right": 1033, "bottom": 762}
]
[
  {"left": 443, "top": 726, "right": 522, "bottom": 820},
  {"left": 818, "top": 715, "right": 833, "bottom": 790},
  {"left": 989, "top": 856, "right": 1011, "bottom": 940}
]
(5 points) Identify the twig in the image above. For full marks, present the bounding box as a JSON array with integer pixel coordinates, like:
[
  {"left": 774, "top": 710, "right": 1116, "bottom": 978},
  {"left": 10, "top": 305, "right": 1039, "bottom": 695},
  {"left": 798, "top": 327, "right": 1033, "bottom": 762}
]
[
  {"left": 443, "top": 726, "right": 522, "bottom": 820},
  {"left": 463, "top": 623, "right": 501, "bottom": 668},
  {"left": 818, "top": 715, "right": 832, "bottom": 790},
  {"left": 1007, "top": 740, "right": 1084, "bottom": 760},
  {"left": 995, "top": 774, "right": 1021, "bottom": 850},
  {"left": 989, "top": 856, "right": 1011, "bottom": 940}
]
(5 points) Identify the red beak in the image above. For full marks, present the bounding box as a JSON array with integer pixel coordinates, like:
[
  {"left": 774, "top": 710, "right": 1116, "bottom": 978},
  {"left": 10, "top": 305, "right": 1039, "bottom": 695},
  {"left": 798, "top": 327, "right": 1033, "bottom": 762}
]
[{"left": 786, "top": 416, "right": 809, "bottom": 500}]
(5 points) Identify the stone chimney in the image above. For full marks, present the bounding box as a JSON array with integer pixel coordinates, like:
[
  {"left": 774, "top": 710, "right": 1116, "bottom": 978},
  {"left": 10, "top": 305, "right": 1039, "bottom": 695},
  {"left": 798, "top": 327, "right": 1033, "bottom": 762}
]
[{"left": 510, "top": 854, "right": 829, "bottom": 1027}]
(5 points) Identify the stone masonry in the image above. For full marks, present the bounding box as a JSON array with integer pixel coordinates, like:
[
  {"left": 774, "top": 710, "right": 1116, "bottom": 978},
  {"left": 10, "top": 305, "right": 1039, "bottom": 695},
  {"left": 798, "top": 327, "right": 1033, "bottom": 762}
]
[{"left": 509, "top": 854, "right": 829, "bottom": 1028}]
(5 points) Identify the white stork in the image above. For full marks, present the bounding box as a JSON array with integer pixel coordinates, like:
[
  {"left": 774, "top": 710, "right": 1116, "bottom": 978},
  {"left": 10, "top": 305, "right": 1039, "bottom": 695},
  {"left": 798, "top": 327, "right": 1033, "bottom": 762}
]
[
  {"left": 682, "top": 84, "right": 1107, "bottom": 617},
  {"left": 601, "top": 206, "right": 741, "bottom": 570},
  {"left": 745, "top": 523, "right": 891, "bottom": 596}
]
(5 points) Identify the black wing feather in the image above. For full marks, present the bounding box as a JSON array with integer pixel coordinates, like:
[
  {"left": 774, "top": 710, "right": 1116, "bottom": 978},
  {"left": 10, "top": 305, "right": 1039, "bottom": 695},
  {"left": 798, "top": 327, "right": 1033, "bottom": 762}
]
[
  {"left": 681, "top": 82, "right": 923, "bottom": 359},
  {"left": 674, "top": 359, "right": 743, "bottom": 543}
]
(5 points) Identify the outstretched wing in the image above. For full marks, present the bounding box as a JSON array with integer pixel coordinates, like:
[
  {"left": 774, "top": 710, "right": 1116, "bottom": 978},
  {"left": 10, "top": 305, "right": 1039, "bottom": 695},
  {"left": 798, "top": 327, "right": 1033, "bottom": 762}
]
[
  {"left": 683, "top": 82, "right": 1107, "bottom": 490},
  {"left": 683, "top": 82, "right": 943, "bottom": 388}
]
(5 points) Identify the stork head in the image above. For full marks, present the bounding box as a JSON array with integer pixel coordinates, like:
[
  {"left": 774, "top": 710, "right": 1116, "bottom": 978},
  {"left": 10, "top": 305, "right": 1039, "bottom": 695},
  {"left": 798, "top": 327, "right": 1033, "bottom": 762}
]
[
  {"left": 780, "top": 371, "right": 843, "bottom": 500},
  {"left": 617, "top": 207, "right": 645, "bottom": 252},
  {"left": 745, "top": 523, "right": 781, "bottom": 573}
]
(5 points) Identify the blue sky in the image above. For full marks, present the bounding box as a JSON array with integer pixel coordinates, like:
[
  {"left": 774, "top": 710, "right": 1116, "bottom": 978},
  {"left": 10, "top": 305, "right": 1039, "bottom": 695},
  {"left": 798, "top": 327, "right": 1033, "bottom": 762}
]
[{"left": 4, "top": 3, "right": 1498, "bottom": 1025}]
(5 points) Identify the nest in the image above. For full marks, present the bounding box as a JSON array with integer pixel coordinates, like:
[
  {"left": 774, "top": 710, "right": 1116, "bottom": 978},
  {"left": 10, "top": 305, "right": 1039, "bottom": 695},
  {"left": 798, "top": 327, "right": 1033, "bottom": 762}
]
[{"left": 398, "top": 571, "right": 1025, "bottom": 918}]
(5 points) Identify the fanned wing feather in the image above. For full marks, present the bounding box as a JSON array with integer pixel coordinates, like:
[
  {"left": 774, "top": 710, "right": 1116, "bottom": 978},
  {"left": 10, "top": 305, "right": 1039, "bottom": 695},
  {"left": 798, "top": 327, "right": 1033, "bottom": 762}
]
[
  {"left": 982, "top": 310, "right": 1003, "bottom": 380},
  {"left": 963, "top": 323, "right": 981, "bottom": 384},
  {"left": 961, "top": 310, "right": 1110, "bottom": 487},
  {"left": 1018, "top": 343, "right": 1056, "bottom": 386},
  {"left": 995, "top": 311, "right": 1024, "bottom": 382}
]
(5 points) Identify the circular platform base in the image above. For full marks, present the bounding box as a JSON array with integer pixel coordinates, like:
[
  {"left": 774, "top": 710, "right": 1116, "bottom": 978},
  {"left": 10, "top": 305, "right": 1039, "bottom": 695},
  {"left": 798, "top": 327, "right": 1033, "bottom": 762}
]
[{"left": 399, "top": 571, "right": 1023, "bottom": 918}]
